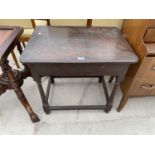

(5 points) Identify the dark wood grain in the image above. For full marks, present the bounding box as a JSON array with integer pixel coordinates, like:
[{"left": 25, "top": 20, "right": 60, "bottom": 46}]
[
  {"left": 20, "top": 26, "right": 138, "bottom": 64},
  {"left": 20, "top": 26, "right": 138, "bottom": 114}
]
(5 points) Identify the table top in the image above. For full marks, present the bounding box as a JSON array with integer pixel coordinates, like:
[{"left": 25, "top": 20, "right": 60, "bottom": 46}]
[
  {"left": 0, "top": 30, "right": 12, "bottom": 46},
  {"left": 0, "top": 26, "right": 23, "bottom": 63},
  {"left": 20, "top": 26, "right": 138, "bottom": 64}
]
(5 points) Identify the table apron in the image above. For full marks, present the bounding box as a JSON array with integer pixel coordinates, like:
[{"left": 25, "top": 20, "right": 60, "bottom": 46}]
[{"left": 29, "top": 63, "right": 129, "bottom": 79}]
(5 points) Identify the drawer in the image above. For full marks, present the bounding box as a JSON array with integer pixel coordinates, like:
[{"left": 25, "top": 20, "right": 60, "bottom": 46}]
[
  {"left": 148, "top": 20, "right": 155, "bottom": 27},
  {"left": 130, "top": 77, "right": 155, "bottom": 96},
  {"left": 30, "top": 63, "right": 129, "bottom": 77},
  {"left": 145, "top": 43, "right": 155, "bottom": 55},
  {"left": 144, "top": 29, "right": 155, "bottom": 43},
  {"left": 136, "top": 57, "right": 155, "bottom": 79}
]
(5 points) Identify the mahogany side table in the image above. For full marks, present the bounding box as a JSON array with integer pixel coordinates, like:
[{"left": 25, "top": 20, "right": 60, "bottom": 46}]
[
  {"left": 0, "top": 26, "right": 39, "bottom": 122},
  {"left": 20, "top": 26, "right": 138, "bottom": 114}
]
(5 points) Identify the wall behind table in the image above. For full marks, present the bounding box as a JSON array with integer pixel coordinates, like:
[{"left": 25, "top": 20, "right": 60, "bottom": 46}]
[
  {"left": 92, "top": 19, "right": 123, "bottom": 29},
  {"left": 0, "top": 19, "right": 123, "bottom": 29},
  {"left": 0, "top": 19, "right": 32, "bottom": 28},
  {"left": 51, "top": 19, "right": 123, "bottom": 29}
]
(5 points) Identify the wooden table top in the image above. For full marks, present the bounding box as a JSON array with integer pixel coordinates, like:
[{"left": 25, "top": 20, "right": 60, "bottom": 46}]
[
  {"left": 0, "top": 27, "right": 23, "bottom": 63},
  {"left": 0, "top": 30, "right": 13, "bottom": 46},
  {"left": 20, "top": 26, "right": 138, "bottom": 64}
]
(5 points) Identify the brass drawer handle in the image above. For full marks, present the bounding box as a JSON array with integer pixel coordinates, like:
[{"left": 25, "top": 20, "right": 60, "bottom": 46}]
[{"left": 141, "top": 84, "right": 155, "bottom": 90}]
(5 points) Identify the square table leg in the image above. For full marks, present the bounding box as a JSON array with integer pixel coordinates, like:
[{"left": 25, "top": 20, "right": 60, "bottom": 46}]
[{"left": 104, "top": 76, "right": 120, "bottom": 113}]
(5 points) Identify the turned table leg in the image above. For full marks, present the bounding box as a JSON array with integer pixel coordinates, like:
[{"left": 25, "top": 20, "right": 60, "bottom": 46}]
[
  {"left": 51, "top": 77, "right": 55, "bottom": 84},
  {"left": 36, "top": 78, "right": 51, "bottom": 114},
  {"left": 2, "top": 60, "right": 40, "bottom": 122},
  {"left": 12, "top": 85, "right": 40, "bottom": 122}
]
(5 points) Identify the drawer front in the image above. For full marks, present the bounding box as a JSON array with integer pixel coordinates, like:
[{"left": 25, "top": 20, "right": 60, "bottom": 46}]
[
  {"left": 30, "top": 63, "right": 128, "bottom": 77},
  {"left": 148, "top": 20, "right": 155, "bottom": 27},
  {"left": 144, "top": 29, "right": 155, "bottom": 43},
  {"left": 136, "top": 57, "right": 155, "bottom": 79},
  {"left": 130, "top": 77, "right": 155, "bottom": 96}
]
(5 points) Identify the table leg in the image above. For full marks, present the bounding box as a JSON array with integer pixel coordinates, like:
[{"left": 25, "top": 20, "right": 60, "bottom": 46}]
[
  {"left": 98, "top": 76, "right": 102, "bottom": 83},
  {"left": 46, "top": 76, "right": 52, "bottom": 100},
  {"left": 3, "top": 61, "right": 40, "bottom": 122},
  {"left": 36, "top": 79, "right": 51, "bottom": 114},
  {"left": 13, "top": 87, "right": 40, "bottom": 122},
  {"left": 108, "top": 76, "right": 115, "bottom": 83},
  {"left": 104, "top": 76, "right": 120, "bottom": 113},
  {"left": 0, "top": 83, "right": 7, "bottom": 95},
  {"left": 51, "top": 77, "right": 55, "bottom": 84}
]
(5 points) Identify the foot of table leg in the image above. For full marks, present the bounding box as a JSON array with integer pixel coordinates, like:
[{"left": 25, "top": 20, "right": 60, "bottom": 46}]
[
  {"left": 30, "top": 113, "right": 40, "bottom": 122},
  {"left": 43, "top": 105, "right": 51, "bottom": 114},
  {"left": 104, "top": 105, "right": 112, "bottom": 113},
  {"left": 14, "top": 87, "right": 40, "bottom": 122}
]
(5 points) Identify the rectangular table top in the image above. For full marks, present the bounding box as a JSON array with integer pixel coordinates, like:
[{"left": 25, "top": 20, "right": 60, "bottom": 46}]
[
  {"left": 0, "top": 30, "right": 12, "bottom": 46},
  {"left": 0, "top": 26, "right": 23, "bottom": 63},
  {"left": 20, "top": 26, "right": 138, "bottom": 64}
]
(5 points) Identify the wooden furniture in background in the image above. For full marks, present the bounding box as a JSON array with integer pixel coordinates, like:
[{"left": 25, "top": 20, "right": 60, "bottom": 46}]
[
  {"left": 114, "top": 19, "right": 155, "bottom": 111},
  {"left": 11, "top": 19, "right": 51, "bottom": 70},
  {"left": 20, "top": 26, "right": 137, "bottom": 114},
  {"left": 20, "top": 19, "right": 51, "bottom": 47},
  {"left": 0, "top": 26, "right": 39, "bottom": 122},
  {"left": 21, "top": 19, "right": 93, "bottom": 45},
  {"left": 30, "top": 19, "right": 93, "bottom": 84},
  {"left": 0, "top": 23, "right": 21, "bottom": 69},
  {"left": 31, "top": 19, "right": 51, "bottom": 28},
  {"left": 87, "top": 19, "right": 92, "bottom": 27},
  {"left": 10, "top": 50, "right": 20, "bottom": 68}
]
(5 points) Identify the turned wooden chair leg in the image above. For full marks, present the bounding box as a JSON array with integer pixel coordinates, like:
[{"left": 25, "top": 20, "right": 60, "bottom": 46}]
[
  {"left": 109, "top": 76, "right": 115, "bottom": 83},
  {"left": 11, "top": 51, "right": 20, "bottom": 69},
  {"left": 117, "top": 95, "right": 129, "bottom": 112}
]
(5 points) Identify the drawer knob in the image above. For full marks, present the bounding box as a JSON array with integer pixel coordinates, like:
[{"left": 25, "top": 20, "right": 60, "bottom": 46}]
[{"left": 141, "top": 84, "right": 155, "bottom": 90}]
